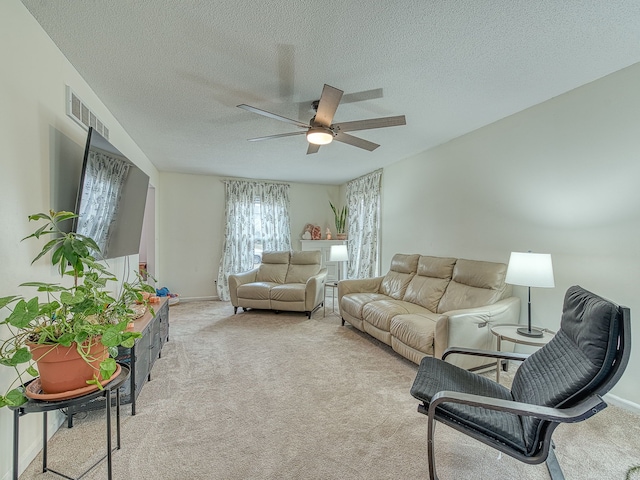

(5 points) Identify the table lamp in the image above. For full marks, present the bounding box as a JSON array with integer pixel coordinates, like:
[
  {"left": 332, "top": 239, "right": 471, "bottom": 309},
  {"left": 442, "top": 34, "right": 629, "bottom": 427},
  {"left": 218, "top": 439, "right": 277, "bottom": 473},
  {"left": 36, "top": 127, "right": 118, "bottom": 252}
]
[
  {"left": 329, "top": 244, "right": 349, "bottom": 282},
  {"left": 505, "top": 251, "right": 555, "bottom": 338}
]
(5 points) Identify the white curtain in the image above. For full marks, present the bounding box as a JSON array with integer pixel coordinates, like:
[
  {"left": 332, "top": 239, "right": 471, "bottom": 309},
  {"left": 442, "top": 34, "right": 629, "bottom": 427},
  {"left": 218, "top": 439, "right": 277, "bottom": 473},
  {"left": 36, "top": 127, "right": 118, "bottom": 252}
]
[
  {"left": 346, "top": 169, "right": 382, "bottom": 279},
  {"left": 217, "top": 180, "right": 291, "bottom": 301},
  {"left": 259, "top": 182, "right": 292, "bottom": 252},
  {"left": 76, "top": 150, "right": 130, "bottom": 255}
]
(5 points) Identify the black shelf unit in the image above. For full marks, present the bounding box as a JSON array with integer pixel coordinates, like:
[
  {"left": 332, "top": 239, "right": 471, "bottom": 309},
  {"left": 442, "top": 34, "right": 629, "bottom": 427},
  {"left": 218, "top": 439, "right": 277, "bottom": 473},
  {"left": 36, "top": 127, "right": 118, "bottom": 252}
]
[{"left": 66, "top": 298, "right": 169, "bottom": 424}]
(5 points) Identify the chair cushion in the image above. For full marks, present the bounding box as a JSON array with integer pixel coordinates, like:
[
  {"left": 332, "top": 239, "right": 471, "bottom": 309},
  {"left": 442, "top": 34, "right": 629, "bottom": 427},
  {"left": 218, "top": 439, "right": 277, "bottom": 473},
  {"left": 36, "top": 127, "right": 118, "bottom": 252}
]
[{"left": 411, "top": 356, "right": 525, "bottom": 452}]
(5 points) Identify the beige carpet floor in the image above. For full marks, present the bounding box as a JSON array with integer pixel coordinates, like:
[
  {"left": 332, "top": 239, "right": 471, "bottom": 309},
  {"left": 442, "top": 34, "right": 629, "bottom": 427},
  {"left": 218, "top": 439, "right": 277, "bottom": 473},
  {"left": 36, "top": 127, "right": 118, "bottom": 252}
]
[{"left": 18, "top": 299, "right": 640, "bottom": 479}]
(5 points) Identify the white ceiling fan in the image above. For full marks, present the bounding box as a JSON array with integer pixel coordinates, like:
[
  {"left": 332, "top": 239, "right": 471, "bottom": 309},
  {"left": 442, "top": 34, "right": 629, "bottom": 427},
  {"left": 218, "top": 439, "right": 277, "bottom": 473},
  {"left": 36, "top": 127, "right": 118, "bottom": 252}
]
[{"left": 238, "top": 84, "right": 407, "bottom": 154}]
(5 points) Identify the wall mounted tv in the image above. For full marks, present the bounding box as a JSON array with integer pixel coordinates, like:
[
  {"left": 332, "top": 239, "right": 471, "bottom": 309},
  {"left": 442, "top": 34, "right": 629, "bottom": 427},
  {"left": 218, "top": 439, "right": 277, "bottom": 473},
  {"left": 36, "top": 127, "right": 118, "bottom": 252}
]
[{"left": 73, "top": 127, "right": 150, "bottom": 260}]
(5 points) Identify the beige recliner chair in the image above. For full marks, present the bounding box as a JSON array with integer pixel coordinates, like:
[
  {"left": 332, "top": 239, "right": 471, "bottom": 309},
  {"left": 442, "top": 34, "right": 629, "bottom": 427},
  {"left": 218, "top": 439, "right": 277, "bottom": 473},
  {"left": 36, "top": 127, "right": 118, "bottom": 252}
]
[{"left": 229, "top": 251, "right": 327, "bottom": 318}]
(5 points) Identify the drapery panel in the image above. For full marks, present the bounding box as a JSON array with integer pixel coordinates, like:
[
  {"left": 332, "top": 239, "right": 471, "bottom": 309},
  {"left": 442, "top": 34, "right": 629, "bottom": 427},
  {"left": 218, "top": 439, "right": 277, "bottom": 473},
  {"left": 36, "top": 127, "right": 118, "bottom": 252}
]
[
  {"left": 258, "top": 182, "right": 292, "bottom": 252},
  {"left": 76, "top": 150, "right": 130, "bottom": 255},
  {"left": 346, "top": 169, "right": 382, "bottom": 279},
  {"left": 217, "top": 180, "right": 291, "bottom": 301}
]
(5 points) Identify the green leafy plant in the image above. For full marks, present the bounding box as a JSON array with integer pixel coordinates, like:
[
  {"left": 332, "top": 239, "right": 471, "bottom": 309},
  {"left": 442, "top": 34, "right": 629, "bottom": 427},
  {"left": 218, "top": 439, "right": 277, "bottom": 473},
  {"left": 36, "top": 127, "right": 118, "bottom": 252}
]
[
  {"left": 329, "top": 201, "right": 347, "bottom": 234},
  {"left": 628, "top": 465, "right": 640, "bottom": 480},
  {"left": 0, "top": 210, "right": 155, "bottom": 408}
]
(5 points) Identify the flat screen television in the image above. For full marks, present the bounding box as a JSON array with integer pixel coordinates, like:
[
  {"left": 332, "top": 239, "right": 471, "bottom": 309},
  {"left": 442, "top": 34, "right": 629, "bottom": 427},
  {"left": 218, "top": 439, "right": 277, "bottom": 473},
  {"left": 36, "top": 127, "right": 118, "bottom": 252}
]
[{"left": 73, "top": 127, "right": 150, "bottom": 260}]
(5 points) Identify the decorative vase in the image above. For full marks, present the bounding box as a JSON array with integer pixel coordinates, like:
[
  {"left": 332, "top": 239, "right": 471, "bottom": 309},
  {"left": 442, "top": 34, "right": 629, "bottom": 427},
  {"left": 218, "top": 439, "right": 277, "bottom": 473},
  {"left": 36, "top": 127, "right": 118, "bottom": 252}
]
[
  {"left": 336, "top": 233, "right": 347, "bottom": 240},
  {"left": 28, "top": 340, "right": 109, "bottom": 394}
]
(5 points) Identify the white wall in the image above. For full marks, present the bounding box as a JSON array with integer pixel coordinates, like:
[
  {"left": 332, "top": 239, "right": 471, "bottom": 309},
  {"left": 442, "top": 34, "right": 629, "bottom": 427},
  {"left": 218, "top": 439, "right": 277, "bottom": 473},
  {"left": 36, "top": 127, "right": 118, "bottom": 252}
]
[
  {"left": 157, "top": 173, "right": 339, "bottom": 299},
  {"left": 381, "top": 62, "right": 640, "bottom": 407},
  {"left": 3, "top": 3, "right": 639, "bottom": 478},
  {"left": 0, "top": 2, "right": 160, "bottom": 478}
]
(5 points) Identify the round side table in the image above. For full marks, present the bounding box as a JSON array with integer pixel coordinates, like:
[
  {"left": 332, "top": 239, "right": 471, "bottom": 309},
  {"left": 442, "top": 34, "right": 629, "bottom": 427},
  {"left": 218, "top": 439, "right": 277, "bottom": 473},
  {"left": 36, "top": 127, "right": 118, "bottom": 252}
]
[
  {"left": 491, "top": 324, "right": 555, "bottom": 383},
  {"left": 324, "top": 281, "right": 338, "bottom": 316}
]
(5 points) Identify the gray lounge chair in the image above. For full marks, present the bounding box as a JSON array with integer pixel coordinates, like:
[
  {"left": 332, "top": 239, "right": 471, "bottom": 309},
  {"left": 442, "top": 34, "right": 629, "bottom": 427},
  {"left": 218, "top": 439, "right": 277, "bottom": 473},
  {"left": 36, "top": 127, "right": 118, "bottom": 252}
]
[{"left": 410, "top": 285, "right": 631, "bottom": 480}]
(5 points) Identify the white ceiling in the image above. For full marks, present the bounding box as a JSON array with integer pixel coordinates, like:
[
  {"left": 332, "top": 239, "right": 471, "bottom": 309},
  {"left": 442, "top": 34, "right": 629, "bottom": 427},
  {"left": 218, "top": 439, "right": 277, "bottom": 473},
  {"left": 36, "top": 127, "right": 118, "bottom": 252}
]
[{"left": 22, "top": 1, "right": 640, "bottom": 185}]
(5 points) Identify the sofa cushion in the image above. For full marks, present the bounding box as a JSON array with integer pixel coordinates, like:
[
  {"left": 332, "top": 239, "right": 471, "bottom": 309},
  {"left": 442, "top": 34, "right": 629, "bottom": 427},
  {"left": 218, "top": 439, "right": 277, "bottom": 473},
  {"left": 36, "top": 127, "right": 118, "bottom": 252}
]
[
  {"left": 237, "top": 282, "right": 275, "bottom": 301},
  {"left": 380, "top": 254, "right": 419, "bottom": 300},
  {"left": 256, "top": 251, "right": 290, "bottom": 283},
  {"left": 362, "top": 299, "right": 430, "bottom": 333},
  {"left": 270, "top": 283, "right": 306, "bottom": 302},
  {"left": 341, "top": 292, "right": 390, "bottom": 320},
  {"left": 437, "top": 259, "right": 508, "bottom": 313},
  {"left": 285, "top": 251, "right": 321, "bottom": 283},
  {"left": 290, "top": 250, "right": 321, "bottom": 265},
  {"left": 404, "top": 256, "right": 456, "bottom": 311},
  {"left": 390, "top": 312, "right": 446, "bottom": 356}
]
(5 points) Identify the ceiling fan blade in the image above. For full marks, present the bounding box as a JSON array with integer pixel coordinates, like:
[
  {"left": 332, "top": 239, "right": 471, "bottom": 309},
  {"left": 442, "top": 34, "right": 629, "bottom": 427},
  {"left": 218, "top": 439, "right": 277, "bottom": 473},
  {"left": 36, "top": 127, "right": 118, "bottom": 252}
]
[
  {"left": 248, "top": 131, "right": 306, "bottom": 142},
  {"left": 334, "top": 132, "right": 380, "bottom": 151},
  {"left": 306, "top": 143, "right": 321, "bottom": 155},
  {"left": 314, "top": 84, "right": 343, "bottom": 126},
  {"left": 341, "top": 88, "right": 383, "bottom": 104},
  {"left": 297, "top": 87, "right": 384, "bottom": 118},
  {"left": 237, "top": 104, "right": 308, "bottom": 129},
  {"left": 334, "top": 115, "right": 406, "bottom": 133}
]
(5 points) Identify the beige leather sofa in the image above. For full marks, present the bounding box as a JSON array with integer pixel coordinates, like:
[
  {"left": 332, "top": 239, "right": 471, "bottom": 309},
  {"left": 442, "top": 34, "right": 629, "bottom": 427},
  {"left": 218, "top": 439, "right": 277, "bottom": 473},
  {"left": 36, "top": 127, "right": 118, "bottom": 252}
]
[
  {"left": 338, "top": 254, "right": 520, "bottom": 369},
  {"left": 229, "top": 251, "right": 327, "bottom": 318}
]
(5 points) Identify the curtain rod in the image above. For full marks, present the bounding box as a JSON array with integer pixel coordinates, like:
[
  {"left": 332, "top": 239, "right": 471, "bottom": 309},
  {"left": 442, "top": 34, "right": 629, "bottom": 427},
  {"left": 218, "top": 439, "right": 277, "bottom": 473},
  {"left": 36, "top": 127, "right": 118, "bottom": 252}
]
[{"left": 220, "top": 177, "right": 290, "bottom": 186}]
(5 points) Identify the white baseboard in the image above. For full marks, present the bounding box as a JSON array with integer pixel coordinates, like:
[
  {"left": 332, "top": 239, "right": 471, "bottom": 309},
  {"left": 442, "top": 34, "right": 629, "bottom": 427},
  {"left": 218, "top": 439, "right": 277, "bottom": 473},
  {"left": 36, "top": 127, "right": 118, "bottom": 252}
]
[
  {"left": 604, "top": 393, "right": 640, "bottom": 415},
  {"left": 176, "top": 295, "right": 219, "bottom": 303}
]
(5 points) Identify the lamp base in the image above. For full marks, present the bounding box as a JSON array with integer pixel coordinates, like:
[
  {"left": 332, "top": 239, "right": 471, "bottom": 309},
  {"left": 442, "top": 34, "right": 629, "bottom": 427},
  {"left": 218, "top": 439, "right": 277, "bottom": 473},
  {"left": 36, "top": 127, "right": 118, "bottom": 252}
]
[{"left": 517, "top": 327, "right": 544, "bottom": 338}]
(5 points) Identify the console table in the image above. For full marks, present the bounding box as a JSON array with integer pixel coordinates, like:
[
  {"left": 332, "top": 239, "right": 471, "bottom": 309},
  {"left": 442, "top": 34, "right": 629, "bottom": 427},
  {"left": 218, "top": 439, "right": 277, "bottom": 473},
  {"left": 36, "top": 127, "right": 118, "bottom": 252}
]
[
  {"left": 67, "top": 297, "right": 169, "bottom": 424},
  {"left": 11, "top": 364, "right": 130, "bottom": 480}
]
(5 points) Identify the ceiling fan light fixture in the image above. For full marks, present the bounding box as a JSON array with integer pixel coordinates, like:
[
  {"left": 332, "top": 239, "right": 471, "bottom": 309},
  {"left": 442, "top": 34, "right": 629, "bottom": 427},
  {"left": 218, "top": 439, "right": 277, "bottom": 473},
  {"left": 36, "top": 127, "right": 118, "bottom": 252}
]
[{"left": 306, "top": 127, "right": 333, "bottom": 145}]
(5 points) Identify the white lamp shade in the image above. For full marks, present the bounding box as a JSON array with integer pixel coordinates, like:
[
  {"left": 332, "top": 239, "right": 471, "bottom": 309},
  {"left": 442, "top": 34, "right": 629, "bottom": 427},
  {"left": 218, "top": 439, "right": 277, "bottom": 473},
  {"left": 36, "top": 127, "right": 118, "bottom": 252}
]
[
  {"left": 329, "top": 245, "right": 349, "bottom": 262},
  {"left": 505, "top": 252, "right": 555, "bottom": 288}
]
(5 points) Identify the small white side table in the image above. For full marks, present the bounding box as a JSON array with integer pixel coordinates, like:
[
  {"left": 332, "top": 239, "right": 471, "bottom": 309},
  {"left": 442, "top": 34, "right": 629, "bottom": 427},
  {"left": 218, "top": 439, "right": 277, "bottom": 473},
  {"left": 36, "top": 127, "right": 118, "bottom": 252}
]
[
  {"left": 491, "top": 324, "right": 555, "bottom": 383},
  {"left": 324, "top": 282, "right": 338, "bottom": 317}
]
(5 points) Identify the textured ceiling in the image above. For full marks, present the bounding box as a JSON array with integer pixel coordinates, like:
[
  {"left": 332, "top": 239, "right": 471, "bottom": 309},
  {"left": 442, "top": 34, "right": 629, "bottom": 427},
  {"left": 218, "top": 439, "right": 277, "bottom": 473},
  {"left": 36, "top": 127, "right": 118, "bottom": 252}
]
[{"left": 21, "top": 1, "right": 640, "bottom": 185}]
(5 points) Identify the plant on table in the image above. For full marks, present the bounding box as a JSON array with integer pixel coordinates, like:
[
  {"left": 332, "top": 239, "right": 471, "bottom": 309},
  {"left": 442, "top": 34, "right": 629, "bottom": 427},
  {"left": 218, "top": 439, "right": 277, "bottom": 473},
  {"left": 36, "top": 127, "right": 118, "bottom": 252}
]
[
  {"left": 0, "top": 210, "right": 154, "bottom": 408},
  {"left": 329, "top": 201, "right": 347, "bottom": 236}
]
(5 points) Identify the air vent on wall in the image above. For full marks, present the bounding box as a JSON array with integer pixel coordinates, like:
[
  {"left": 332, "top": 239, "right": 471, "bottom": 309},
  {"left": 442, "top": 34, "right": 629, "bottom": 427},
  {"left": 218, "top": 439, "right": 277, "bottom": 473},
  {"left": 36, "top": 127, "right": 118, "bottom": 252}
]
[{"left": 66, "top": 85, "right": 109, "bottom": 140}]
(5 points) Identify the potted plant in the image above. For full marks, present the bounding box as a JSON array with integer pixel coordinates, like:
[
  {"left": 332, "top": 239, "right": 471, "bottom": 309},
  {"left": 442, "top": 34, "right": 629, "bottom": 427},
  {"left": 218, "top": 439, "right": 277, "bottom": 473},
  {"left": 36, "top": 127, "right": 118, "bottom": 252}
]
[
  {"left": 0, "top": 210, "right": 154, "bottom": 408},
  {"left": 329, "top": 201, "right": 348, "bottom": 240}
]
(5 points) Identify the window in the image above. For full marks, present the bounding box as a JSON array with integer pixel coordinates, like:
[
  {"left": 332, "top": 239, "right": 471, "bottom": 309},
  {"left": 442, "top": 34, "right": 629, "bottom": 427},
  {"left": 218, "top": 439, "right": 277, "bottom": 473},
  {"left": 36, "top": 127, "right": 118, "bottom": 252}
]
[{"left": 217, "top": 180, "right": 292, "bottom": 301}]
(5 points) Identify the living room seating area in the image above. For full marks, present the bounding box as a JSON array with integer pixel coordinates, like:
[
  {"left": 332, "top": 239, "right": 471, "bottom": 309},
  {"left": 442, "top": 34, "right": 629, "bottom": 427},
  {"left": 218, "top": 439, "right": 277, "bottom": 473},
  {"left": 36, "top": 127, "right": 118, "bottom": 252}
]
[
  {"left": 229, "top": 250, "right": 327, "bottom": 318},
  {"left": 338, "top": 254, "right": 520, "bottom": 369}
]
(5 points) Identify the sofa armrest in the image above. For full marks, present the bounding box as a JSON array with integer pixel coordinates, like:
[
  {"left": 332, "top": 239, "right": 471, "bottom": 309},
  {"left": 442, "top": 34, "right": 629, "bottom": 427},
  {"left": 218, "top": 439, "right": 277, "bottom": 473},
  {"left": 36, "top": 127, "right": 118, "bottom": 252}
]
[
  {"left": 433, "top": 296, "right": 521, "bottom": 362},
  {"left": 337, "top": 276, "right": 383, "bottom": 302},
  {"left": 228, "top": 268, "right": 258, "bottom": 306},
  {"left": 305, "top": 268, "right": 328, "bottom": 311}
]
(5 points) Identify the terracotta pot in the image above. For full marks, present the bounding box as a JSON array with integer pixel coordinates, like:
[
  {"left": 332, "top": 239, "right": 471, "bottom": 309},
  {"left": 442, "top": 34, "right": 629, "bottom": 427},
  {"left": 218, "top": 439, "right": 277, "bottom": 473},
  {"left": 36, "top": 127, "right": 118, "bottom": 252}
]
[
  {"left": 336, "top": 233, "right": 347, "bottom": 240},
  {"left": 28, "top": 340, "right": 109, "bottom": 394}
]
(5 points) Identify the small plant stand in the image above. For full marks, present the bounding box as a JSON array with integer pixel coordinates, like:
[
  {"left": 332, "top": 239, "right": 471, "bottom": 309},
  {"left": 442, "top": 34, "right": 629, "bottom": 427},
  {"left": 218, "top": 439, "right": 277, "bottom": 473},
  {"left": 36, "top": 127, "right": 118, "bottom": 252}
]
[{"left": 10, "top": 364, "right": 130, "bottom": 480}]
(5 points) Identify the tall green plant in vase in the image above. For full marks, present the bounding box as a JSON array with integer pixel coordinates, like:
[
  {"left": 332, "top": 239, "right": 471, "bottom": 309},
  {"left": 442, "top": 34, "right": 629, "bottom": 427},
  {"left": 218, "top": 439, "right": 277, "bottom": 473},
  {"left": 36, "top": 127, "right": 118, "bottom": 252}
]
[
  {"left": 0, "top": 210, "right": 154, "bottom": 407},
  {"left": 329, "top": 201, "right": 347, "bottom": 240}
]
